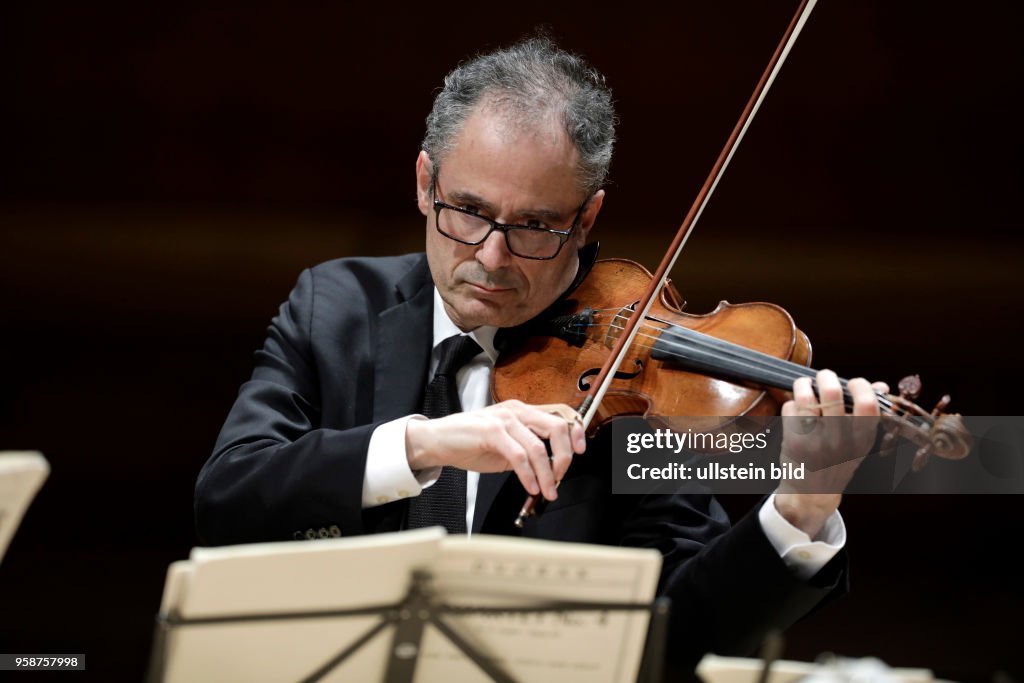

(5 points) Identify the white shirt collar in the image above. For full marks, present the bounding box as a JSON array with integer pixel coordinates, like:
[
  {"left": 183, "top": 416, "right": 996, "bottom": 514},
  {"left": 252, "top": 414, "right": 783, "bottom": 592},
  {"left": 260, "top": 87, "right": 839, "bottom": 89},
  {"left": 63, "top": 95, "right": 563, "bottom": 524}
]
[{"left": 432, "top": 288, "right": 498, "bottom": 364}]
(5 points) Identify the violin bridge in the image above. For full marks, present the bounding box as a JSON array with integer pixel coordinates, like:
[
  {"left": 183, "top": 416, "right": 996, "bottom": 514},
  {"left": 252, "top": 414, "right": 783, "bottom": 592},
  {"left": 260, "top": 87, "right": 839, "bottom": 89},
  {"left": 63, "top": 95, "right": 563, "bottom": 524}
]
[{"left": 603, "top": 305, "right": 637, "bottom": 348}]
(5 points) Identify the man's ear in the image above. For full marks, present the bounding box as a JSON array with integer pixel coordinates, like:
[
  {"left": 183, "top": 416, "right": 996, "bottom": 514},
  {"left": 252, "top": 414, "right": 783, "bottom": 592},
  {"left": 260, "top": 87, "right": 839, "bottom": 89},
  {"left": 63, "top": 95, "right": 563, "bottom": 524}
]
[
  {"left": 415, "top": 151, "right": 433, "bottom": 216},
  {"left": 574, "top": 189, "right": 605, "bottom": 247}
]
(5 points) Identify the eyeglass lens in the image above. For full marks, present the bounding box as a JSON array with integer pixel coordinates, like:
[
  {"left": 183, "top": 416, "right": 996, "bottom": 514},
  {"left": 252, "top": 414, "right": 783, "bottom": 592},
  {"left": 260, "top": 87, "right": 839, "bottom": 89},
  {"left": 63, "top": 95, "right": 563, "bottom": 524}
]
[{"left": 437, "top": 207, "right": 564, "bottom": 258}]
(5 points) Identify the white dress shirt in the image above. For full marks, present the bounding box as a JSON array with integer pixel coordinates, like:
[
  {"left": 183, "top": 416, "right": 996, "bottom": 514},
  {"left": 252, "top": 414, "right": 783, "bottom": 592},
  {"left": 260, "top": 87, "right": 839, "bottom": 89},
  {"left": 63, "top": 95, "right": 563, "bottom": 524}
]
[{"left": 362, "top": 288, "right": 843, "bottom": 578}]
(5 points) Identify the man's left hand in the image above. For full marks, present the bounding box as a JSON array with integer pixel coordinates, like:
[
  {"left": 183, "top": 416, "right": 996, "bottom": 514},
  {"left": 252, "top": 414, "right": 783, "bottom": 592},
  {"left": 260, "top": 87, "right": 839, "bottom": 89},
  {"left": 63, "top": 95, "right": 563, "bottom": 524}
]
[{"left": 774, "top": 369, "right": 889, "bottom": 538}]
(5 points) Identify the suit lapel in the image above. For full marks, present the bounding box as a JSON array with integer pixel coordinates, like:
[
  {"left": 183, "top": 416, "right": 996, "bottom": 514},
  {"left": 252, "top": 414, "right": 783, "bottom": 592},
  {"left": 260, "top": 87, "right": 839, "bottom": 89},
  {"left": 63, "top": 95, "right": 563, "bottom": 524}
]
[{"left": 373, "top": 257, "right": 434, "bottom": 422}]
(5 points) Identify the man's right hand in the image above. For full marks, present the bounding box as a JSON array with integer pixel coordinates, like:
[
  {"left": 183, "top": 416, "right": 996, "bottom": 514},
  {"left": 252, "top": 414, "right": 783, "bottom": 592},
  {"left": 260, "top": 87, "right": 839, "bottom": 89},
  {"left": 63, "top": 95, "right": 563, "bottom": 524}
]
[{"left": 405, "top": 399, "right": 585, "bottom": 502}]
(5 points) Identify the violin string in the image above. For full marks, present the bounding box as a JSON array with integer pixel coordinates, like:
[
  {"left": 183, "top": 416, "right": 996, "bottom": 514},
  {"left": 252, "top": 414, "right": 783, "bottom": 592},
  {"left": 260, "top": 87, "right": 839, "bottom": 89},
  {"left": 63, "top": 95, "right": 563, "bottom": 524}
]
[
  {"left": 569, "top": 320, "right": 940, "bottom": 435},
  {"left": 618, "top": 315, "right": 896, "bottom": 412},
  {"left": 594, "top": 310, "right": 814, "bottom": 384},
  {"left": 632, "top": 325, "right": 898, "bottom": 415},
  {"left": 583, "top": 311, "right": 813, "bottom": 389},
  {"left": 578, "top": 316, "right": 803, "bottom": 389},
  {"left": 571, "top": 314, "right": 896, "bottom": 413},
  {"left": 623, "top": 324, "right": 937, "bottom": 432},
  {"left": 612, "top": 312, "right": 813, "bottom": 384}
]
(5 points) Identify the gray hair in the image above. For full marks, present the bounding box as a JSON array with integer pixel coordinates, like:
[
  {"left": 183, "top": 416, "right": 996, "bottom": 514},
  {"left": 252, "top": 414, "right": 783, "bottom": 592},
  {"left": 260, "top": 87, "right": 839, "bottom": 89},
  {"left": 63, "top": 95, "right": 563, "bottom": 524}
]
[{"left": 422, "top": 36, "right": 615, "bottom": 196}]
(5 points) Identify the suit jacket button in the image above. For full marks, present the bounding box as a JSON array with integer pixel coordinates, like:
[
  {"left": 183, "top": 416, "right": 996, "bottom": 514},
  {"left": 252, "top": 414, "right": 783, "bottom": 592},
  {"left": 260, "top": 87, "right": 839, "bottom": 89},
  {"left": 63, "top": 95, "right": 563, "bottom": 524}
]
[
  {"left": 304, "top": 528, "right": 317, "bottom": 540},
  {"left": 293, "top": 531, "right": 305, "bottom": 540},
  {"left": 328, "top": 525, "right": 341, "bottom": 537},
  {"left": 318, "top": 527, "right": 330, "bottom": 538}
]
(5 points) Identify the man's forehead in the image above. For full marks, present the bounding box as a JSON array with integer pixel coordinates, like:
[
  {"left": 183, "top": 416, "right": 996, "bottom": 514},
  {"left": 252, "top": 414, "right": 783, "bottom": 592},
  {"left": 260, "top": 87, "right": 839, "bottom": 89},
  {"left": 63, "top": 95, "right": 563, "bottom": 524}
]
[
  {"left": 478, "top": 97, "right": 565, "bottom": 144},
  {"left": 454, "top": 103, "right": 569, "bottom": 156},
  {"left": 438, "top": 107, "right": 584, "bottom": 211}
]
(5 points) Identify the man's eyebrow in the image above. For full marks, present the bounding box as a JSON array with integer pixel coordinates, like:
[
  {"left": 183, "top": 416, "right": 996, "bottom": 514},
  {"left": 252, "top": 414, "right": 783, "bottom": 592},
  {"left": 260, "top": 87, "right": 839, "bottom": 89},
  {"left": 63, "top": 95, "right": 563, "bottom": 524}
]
[
  {"left": 447, "top": 190, "right": 567, "bottom": 223},
  {"left": 447, "top": 190, "right": 496, "bottom": 213}
]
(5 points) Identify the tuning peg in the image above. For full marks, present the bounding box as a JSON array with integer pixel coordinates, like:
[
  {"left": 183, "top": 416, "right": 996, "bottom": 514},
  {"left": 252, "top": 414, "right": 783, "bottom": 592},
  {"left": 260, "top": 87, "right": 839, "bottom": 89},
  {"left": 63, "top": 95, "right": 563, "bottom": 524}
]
[
  {"left": 898, "top": 375, "right": 922, "bottom": 401},
  {"left": 931, "top": 394, "right": 951, "bottom": 417}
]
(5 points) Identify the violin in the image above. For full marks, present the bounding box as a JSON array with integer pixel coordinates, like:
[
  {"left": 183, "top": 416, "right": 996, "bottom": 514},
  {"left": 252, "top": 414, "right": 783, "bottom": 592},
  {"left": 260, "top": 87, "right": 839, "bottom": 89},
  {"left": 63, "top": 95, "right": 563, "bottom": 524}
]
[
  {"left": 493, "top": 254, "right": 971, "bottom": 458},
  {"left": 495, "top": 256, "right": 811, "bottom": 424},
  {"left": 495, "top": 0, "right": 972, "bottom": 526}
]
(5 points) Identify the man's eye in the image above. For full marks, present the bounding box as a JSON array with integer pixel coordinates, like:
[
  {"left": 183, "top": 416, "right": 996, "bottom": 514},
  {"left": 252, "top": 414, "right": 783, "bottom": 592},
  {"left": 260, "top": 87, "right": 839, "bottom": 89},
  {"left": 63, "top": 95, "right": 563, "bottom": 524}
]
[
  {"left": 525, "top": 219, "right": 545, "bottom": 230},
  {"left": 461, "top": 205, "right": 481, "bottom": 215}
]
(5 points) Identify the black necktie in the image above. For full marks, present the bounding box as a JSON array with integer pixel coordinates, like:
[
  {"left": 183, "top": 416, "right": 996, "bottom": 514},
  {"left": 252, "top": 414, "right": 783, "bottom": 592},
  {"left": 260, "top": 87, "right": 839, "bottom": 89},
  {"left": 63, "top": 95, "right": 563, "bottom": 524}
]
[{"left": 406, "top": 334, "right": 483, "bottom": 534}]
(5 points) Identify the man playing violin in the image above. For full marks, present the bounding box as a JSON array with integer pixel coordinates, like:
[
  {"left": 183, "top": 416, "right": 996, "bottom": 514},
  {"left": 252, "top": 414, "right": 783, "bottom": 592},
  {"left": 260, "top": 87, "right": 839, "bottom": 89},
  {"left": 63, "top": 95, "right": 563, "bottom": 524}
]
[{"left": 196, "top": 36, "right": 886, "bottom": 675}]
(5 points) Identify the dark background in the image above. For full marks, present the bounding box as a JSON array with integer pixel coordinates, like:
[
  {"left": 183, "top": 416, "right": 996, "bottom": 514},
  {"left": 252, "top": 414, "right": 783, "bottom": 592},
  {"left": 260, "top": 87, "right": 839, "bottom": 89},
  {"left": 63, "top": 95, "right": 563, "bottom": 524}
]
[{"left": 1, "top": 1, "right": 1022, "bottom": 681}]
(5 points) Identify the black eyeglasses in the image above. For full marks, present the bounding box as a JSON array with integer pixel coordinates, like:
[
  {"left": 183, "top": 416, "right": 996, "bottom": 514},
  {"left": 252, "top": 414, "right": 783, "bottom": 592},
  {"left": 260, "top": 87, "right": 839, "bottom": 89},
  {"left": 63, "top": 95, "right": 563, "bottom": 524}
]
[{"left": 432, "top": 179, "right": 587, "bottom": 260}]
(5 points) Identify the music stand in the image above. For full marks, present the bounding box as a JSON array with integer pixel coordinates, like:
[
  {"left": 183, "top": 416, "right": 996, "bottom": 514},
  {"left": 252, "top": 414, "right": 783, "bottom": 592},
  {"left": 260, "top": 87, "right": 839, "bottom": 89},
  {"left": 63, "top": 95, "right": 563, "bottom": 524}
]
[
  {"left": 149, "top": 568, "right": 670, "bottom": 683},
  {"left": 0, "top": 451, "right": 49, "bottom": 565},
  {"left": 148, "top": 530, "right": 668, "bottom": 683}
]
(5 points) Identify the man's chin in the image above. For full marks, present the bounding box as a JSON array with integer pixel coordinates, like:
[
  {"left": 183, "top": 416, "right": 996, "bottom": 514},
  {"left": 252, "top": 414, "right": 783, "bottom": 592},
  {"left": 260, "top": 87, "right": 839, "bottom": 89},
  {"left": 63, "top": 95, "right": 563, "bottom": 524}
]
[{"left": 452, "top": 293, "right": 529, "bottom": 329}]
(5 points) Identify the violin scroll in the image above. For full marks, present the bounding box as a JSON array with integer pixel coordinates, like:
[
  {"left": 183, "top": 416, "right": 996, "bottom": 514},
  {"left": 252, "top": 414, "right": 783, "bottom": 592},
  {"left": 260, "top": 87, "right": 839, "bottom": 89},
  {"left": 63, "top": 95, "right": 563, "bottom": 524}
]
[{"left": 880, "top": 374, "right": 972, "bottom": 471}]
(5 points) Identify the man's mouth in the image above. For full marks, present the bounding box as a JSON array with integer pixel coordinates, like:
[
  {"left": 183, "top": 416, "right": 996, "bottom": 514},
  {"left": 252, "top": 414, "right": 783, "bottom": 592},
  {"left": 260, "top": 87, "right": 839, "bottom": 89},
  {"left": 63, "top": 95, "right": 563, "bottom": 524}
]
[{"left": 467, "top": 282, "right": 514, "bottom": 294}]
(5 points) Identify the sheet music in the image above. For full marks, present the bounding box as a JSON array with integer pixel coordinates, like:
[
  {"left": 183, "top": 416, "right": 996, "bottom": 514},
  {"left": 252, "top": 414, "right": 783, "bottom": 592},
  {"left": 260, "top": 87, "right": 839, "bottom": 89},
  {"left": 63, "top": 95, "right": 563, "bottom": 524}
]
[
  {"left": 422, "top": 534, "right": 661, "bottom": 683},
  {"left": 0, "top": 451, "right": 49, "bottom": 564},
  {"left": 154, "top": 528, "right": 662, "bottom": 683},
  {"left": 697, "top": 655, "right": 936, "bottom": 683},
  {"left": 160, "top": 527, "right": 446, "bottom": 683}
]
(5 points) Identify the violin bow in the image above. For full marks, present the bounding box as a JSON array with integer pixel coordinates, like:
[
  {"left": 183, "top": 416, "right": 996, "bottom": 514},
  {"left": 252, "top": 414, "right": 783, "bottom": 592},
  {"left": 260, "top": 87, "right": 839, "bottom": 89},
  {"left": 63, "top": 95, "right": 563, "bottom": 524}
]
[{"left": 517, "top": 0, "right": 820, "bottom": 526}]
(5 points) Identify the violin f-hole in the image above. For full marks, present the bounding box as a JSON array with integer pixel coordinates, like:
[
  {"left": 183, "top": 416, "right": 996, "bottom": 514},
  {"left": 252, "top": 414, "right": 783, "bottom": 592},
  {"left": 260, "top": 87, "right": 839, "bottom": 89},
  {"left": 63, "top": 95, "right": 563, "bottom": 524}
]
[{"left": 578, "top": 359, "right": 645, "bottom": 391}]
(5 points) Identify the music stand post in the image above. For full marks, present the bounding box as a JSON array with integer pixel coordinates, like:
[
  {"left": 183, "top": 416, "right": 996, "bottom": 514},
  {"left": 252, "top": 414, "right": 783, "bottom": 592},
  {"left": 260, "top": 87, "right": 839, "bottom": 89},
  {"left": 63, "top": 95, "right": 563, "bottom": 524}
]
[{"left": 149, "top": 568, "right": 671, "bottom": 683}]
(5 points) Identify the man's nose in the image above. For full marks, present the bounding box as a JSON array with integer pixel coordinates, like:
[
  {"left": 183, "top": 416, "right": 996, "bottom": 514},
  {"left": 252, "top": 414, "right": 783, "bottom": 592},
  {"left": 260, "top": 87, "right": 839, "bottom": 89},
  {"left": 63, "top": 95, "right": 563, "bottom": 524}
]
[{"left": 475, "top": 229, "right": 513, "bottom": 270}]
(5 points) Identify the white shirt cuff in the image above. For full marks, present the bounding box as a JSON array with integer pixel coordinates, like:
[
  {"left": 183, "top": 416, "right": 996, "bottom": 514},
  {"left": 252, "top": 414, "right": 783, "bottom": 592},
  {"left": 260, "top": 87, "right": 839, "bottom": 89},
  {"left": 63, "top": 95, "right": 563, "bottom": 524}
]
[
  {"left": 362, "top": 415, "right": 440, "bottom": 508},
  {"left": 758, "top": 493, "right": 846, "bottom": 581}
]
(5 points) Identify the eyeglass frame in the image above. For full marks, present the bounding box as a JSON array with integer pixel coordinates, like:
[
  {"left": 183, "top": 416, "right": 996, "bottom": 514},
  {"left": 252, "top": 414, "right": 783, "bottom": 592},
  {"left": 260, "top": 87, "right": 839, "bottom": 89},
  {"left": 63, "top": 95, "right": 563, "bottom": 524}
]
[{"left": 431, "top": 177, "right": 589, "bottom": 260}]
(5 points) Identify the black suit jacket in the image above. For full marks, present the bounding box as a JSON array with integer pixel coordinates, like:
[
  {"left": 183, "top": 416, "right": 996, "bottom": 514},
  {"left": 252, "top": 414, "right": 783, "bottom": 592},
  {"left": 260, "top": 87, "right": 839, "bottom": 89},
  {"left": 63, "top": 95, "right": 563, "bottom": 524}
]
[{"left": 195, "top": 252, "right": 847, "bottom": 674}]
